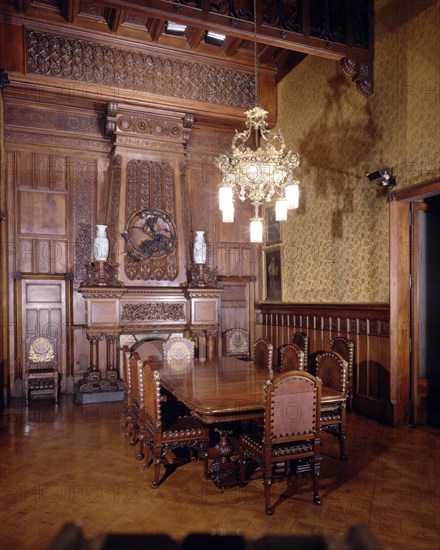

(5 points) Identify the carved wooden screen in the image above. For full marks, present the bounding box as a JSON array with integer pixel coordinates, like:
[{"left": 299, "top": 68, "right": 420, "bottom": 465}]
[{"left": 124, "top": 160, "right": 178, "bottom": 281}]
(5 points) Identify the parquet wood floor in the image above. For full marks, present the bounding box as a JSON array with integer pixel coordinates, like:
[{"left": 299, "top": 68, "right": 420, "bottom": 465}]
[{"left": 0, "top": 397, "right": 439, "bottom": 550}]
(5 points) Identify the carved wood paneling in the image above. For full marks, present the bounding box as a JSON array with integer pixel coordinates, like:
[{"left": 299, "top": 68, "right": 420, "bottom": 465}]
[
  {"left": 120, "top": 302, "right": 186, "bottom": 322},
  {"left": 124, "top": 159, "right": 178, "bottom": 281},
  {"left": 72, "top": 159, "right": 96, "bottom": 282},
  {"left": 256, "top": 303, "right": 392, "bottom": 424},
  {"left": 26, "top": 30, "right": 256, "bottom": 110}
]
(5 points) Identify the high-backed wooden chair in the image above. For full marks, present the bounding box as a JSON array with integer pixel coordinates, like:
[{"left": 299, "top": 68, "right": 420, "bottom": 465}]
[
  {"left": 140, "top": 361, "right": 209, "bottom": 488},
  {"left": 291, "top": 332, "right": 309, "bottom": 369},
  {"left": 278, "top": 343, "right": 305, "bottom": 372},
  {"left": 163, "top": 337, "right": 194, "bottom": 364},
  {"left": 315, "top": 351, "right": 348, "bottom": 461},
  {"left": 330, "top": 336, "right": 355, "bottom": 411},
  {"left": 223, "top": 328, "right": 250, "bottom": 358},
  {"left": 128, "top": 353, "right": 144, "bottom": 460},
  {"left": 24, "top": 335, "right": 60, "bottom": 405},
  {"left": 121, "top": 346, "right": 134, "bottom": 438},
  {"left": 253, "top": 338, "right": 273, "bottom": 371},
  {"left": 239, "top": 370, "right": 322, "bottom": 515}
]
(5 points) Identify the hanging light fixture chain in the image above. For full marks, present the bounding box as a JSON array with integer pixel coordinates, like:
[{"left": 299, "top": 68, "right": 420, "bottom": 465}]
[{"left": 253, "top": 0, "right": 258, "bottom": 107}]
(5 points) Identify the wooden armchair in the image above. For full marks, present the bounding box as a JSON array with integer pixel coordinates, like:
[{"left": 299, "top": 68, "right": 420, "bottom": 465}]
[
  {"left": 24, "top": 335, "right": 60, "bottom": 405},
  {"left": 239, "top": 370, "right": 322, "bottom": 515},
  {"left": 223, "top": 328, "right": 250, "bottom": 358},
  {"left": 315, "top": 351, "right": 348, "bottom": 460},
  {"left": 330, "top": 336, "right": 355, "bottom": 411},
  {"left": 253, "top": 338, "right": 273, "bottom": 371},
  {"left": 291, "top": 332, "right": 310, "bottom": 369},
  {"left": 278, "top": 343, "right": 305, "bottom": 372},
  {"left": 140, "top": 362, "right": 209, "bottom": 488}
]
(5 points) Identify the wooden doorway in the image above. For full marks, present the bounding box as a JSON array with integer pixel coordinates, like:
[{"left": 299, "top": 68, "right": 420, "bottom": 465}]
[{"left": 393, "top": 179, "right": 440, "bottom": 425}]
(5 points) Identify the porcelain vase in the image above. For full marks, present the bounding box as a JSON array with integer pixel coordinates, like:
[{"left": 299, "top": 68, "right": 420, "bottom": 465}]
[
  {"left": 193, "top": 231, "right": 207, "bottom": 265},
  {"left": 93, "top": 224, "right": 109, "bottom": 261}
]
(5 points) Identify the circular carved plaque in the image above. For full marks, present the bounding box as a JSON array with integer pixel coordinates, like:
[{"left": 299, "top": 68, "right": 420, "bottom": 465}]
[{"left": 123, "top": 207, "right": 177, "bottom": 261}]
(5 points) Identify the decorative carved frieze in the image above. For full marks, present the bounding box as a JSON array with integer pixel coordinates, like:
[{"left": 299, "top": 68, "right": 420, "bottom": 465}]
[
  {"left": 27, "top": 31, "right": 256, "bottom": 109},
  {"left": 340, "top": 57, "right": 373, "bottom": 97},
  {"left": 4, "top": 131, "right": 111, "bottom": 153},
  {"left": 120, "top": 303, "right": 186, "bottom": 322},
  {"left": 5, "top": 104, "right": 103, "bottom": 136}
]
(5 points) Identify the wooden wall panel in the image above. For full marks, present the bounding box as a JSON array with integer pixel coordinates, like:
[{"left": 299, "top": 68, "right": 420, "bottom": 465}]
[
  {"left": 256, "top": 303, "right": 392, "bottom": 424},
  {"left": 19, "top": 279, "right": 67, "bottom": 393}
]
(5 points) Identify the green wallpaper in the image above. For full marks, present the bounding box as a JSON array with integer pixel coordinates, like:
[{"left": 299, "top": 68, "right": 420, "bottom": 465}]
[{"left": 276, "top": 0, "right": 440, "bottom": 303}]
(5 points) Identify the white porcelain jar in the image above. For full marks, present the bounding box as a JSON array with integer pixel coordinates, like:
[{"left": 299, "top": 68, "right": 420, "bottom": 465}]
[
  {"left": 93, "top": 224, "right": 109, "bottom": 261},
  {"left": 193, "top": 230, "right": 207, "bottom": 265}
]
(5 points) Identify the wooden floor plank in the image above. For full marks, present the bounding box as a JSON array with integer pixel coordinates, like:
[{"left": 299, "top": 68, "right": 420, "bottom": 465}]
[{"left": 0, "top": 397, "right": 439, "bottom": 549}]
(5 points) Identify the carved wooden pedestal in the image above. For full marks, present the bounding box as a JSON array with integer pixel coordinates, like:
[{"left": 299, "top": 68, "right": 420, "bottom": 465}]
[{"left": 208, "top": 429, "right": 239, "bottom": 488}]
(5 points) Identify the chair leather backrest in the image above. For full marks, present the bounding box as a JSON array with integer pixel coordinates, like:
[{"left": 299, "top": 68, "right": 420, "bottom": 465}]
[
  {"left": 26, "top": 335, "right": 58, "bottom": 369},
  {"left": 224, "top": 328, "right": 250, "bottom": 356},
  {"left": 330, "top": 336, "right": 354, "bottom": 372},
  {"left": 291, "top": 332, "right": 309, "bottom": 359},
  {"left": 279, "top": 343, "right": 304, "bottom": 372},
  {"left": 254, "top": 339, "right": 273, "bottom": 370},
  {"left": 163, "top": 337, "right": 194, "bottom": 363},
  {"left": 315, "top": 351, "right": 348, "bottom": 393},
  {"left": 265, "top": 371, "right": 321, "bottom": 441}
]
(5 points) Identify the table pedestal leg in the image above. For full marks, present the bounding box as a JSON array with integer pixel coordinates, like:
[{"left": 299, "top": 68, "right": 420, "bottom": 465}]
[{"left": 208, "top": 429, "right": 238, "bottom": 488}]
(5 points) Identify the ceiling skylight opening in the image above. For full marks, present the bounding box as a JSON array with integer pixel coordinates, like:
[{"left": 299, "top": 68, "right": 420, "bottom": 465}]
[
  {"left": 205, "top": 30, "right": 226, "bottom": 46},
  {"left": 165, "top": 21, "right": 187, "bottom": 36}
]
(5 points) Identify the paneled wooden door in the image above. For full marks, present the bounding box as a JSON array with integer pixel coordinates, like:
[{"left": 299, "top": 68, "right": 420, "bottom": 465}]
[{"left": 18, "top": 278, "right": 68, "bottom": 396}]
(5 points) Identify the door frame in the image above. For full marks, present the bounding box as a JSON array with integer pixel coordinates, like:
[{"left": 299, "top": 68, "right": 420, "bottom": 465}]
[{"left": 392, "top": 178, "right": 440, "bottom": 424}]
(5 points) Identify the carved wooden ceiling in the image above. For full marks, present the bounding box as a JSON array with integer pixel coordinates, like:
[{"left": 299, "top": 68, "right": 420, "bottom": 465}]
[{"left": 1, "top": 0, "right": 373, "bottom": 93}]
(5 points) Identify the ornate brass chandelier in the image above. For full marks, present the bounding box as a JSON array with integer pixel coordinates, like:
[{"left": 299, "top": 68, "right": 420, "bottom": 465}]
[{"left": 215, "top": 2, "right": 301, "bottom": 243}]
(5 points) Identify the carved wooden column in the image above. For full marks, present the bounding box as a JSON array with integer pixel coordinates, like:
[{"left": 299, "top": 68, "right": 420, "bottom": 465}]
[
  {"left": 86, "top": 334, "right": 101, "bottom": 378},
  {"left": 105, "top": 334, "right": 118, "bottom": 379}
]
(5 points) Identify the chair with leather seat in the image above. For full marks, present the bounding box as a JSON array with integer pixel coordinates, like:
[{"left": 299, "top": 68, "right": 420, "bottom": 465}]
[
  {"left": 253, "top": 338, "right": 273, "bottom": 371},
  {"left": 239, "top": 370, "right": 322, "bottom": 515},
  {"left": 315, "top": 351, "right": 348, "bottom": 460},
  {"left": 24, "top": 335, "right": 60, "bottom": 405},
  {"left": 278, "top": 342, "right": 305, "bottom": 372},
  {"left": 139, "top": 360, "right": 210, "bottom": 488},
  {"left": 330, "top": 336, "right": 355, "bottom": 411}
]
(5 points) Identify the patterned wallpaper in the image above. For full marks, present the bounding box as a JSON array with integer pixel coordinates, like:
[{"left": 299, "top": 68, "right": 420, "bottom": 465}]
[{"left": 275, "top": 0, "right": 440, "bottom": 304}]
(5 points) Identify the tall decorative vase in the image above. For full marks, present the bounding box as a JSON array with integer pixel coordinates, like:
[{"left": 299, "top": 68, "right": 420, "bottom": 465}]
[
  {"left": 93, "top": 224, "right": 109, "bottom": 262},
  {"left": 193, "top": 230, "right": 207, "bottom": 265}
]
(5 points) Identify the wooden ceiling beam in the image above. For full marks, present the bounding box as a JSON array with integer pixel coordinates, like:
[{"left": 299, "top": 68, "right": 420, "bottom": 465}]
[
  {"left": 223, "top": 36, "right": 243, "bottom": 57},
  {"left": 185, "top": 26, "right": 205, "bottom": 49},
  {"left": 109, "top": 8, "right": 125, "bottom": 33},
  {"left": 146, "top": 17, "right": 166, "bottom": 42},
  {"left": 258, "top": 44, "right": 277, "bottom": 64},
  {"left": 64, "top": 0, "right": 80, "bottom": 23},
  {"left": 274, "top": 50, "right": 307, "bottom": 83},
  {"left": 91, "top": 0, "right": 371, "bottom": 64}
]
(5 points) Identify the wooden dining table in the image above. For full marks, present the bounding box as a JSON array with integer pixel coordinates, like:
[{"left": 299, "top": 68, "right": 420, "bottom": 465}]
[
  {"left": 154, "top": 356, "right": 346, "bottom": 487},
  {"left": 156, "top": 355, "right": 345, "bottom": 424}
]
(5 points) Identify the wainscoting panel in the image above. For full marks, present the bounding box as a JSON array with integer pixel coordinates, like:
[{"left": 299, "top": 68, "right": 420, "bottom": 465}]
[{"left": 256, "top": 303, "right": 392, "bottom": 424}]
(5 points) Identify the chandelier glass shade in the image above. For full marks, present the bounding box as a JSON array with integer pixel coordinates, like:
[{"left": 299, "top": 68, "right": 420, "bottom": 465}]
[{"left": 215, "top": 106, "right": 300, "bottom": 242}]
